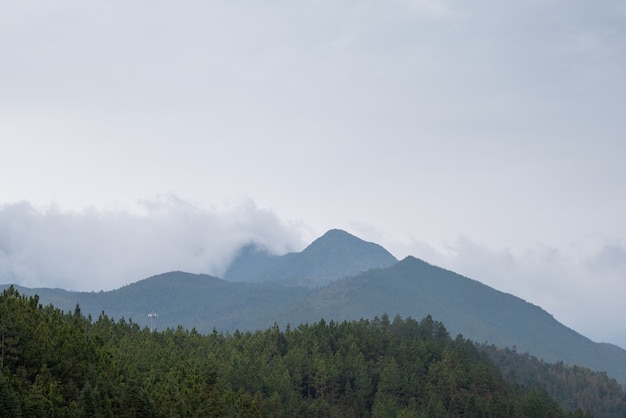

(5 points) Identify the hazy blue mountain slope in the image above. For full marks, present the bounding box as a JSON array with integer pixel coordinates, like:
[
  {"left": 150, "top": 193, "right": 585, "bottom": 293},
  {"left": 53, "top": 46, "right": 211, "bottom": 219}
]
[
  {"left": 3, "top": 273, "right": 308, "bottom": 332},
  {"left": 223, "top": 229, "right": 398, "bottom": 286},
  {"left": 99, "top": 271, "right": 309, "bottom": 331}
]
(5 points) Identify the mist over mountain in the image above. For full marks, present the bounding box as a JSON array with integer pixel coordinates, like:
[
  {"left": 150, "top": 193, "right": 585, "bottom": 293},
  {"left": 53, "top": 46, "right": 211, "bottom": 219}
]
[
  {"left": 224, "top": 229, "right": 398, "bottom": 287},
  {"left": 3, "top": 229, "right": 626, "bottom": 388},
  {"left": 221, "top": 244, "right": 284, "bottom": 282}
]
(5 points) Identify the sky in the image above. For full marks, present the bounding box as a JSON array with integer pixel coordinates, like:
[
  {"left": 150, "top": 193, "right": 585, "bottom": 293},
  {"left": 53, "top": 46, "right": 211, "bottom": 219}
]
[{"left": 1, "top": 1, "right": 625, "bottom": 347}]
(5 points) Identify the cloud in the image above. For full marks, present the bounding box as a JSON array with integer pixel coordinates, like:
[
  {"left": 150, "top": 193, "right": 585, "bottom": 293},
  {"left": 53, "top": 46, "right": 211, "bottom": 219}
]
[{"left": 0, "top": 198, "right": 305, "bottom": 291}]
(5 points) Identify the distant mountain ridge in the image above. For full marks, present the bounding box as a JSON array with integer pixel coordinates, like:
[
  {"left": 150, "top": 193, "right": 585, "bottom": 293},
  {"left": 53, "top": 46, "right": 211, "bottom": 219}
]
[
  {"left": 2, "top": 229, "right": 626, "bottom": 387},
  {"left": 223, "top": 229, "right": 398, "bottom": 287}
]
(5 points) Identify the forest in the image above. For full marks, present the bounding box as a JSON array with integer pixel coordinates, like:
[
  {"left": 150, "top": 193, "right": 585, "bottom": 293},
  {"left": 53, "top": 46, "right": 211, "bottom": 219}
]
[{"left": 1, "top": 286, "right": 621, "bottom": 417}]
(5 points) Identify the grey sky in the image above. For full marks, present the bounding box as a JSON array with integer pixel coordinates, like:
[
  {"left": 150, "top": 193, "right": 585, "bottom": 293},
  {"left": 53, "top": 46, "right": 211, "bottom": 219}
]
[{"left": 1, "top": 1, "right": 625, "bottom": 347}]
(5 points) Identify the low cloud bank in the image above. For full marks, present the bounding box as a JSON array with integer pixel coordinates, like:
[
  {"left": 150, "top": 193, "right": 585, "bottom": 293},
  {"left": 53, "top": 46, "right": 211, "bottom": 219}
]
[{"left": 0, "top": 198, "right": 305, "bottom": 291}]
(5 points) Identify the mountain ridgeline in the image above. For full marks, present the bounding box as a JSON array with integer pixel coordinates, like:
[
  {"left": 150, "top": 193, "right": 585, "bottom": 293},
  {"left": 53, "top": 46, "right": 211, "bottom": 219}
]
[{"left": 3, "top": 229, "right": 626, "bottom": 394}]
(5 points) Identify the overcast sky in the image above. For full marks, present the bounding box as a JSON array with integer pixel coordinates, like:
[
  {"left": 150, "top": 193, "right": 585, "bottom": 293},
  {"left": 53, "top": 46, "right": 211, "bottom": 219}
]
[{"left": 1, "top": 1, "right": 625, "bottom": 348}]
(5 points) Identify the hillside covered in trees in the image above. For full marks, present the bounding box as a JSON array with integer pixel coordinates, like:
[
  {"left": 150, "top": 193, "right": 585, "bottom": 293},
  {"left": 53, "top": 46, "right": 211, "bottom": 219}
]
[
  {"left": 482, "top": 345, "right": 626, "bottom": 417},
  {"left": 3, "top": 287, "right": 618, "bottom": 417}
]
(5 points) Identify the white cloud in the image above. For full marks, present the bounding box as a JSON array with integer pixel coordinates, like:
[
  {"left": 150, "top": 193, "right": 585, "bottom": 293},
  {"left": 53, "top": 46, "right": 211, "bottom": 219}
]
[{"left": 0, "top": 198, "right": 305, "bottom": 291}]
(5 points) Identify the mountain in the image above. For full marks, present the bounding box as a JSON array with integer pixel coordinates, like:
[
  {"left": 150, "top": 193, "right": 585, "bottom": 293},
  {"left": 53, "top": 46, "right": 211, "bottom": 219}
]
[
  {"left": 223, "top": 229, "right": 398, "bottom": 287},
  {"left": 3, "top": 230, "right": 626, "bottom": 387}
]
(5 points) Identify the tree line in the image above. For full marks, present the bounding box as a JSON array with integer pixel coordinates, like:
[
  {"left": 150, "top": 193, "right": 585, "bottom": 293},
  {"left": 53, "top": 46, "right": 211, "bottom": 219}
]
[{"left": 0, "top": 286, "right": 604, "bottom": 417}]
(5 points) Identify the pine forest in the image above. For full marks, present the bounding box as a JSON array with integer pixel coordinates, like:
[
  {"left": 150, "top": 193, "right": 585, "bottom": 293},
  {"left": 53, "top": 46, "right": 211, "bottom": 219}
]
[{"left": 2, "top": 287, "right": 624, "bottom": 417}]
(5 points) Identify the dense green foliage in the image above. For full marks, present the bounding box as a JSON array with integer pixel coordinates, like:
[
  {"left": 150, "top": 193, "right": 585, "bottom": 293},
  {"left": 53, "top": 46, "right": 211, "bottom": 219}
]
[
  {"left": 0, "top": 287, "right": 593, "bottom": 417},
  {"left": 482, "top": 345, "right": 626, "bottom": 417}
]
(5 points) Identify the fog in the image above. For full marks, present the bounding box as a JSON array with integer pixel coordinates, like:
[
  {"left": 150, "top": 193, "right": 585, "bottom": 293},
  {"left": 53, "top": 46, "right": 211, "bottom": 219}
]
[{"left": 0, "top": 198, "right": 305, "bottom": 291}]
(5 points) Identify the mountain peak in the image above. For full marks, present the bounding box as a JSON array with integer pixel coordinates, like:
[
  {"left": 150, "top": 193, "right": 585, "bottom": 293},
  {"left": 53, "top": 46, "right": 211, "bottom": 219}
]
[
  {"left": 224, "top": 229, "right": 398, "bottom": 286},
  {"left": 302, "top": 229, "right": 395, "bottom": 259},
  {"left": 318, "top": 228, "right": 356, "bottom": 239},
  {"left": 304, "top": 229, "right": 376, "bottom": 251}
]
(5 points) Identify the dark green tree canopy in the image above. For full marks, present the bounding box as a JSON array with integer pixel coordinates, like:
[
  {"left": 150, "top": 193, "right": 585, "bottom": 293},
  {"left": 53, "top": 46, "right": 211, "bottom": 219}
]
[{"left": 0, "top": 287, "right": 615, "bottom": 417}]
